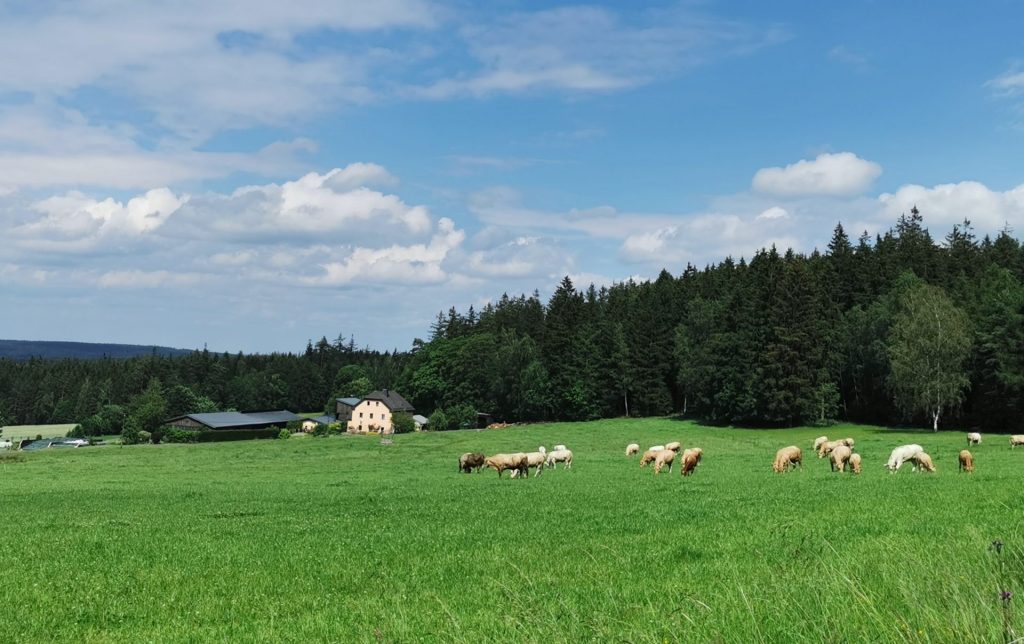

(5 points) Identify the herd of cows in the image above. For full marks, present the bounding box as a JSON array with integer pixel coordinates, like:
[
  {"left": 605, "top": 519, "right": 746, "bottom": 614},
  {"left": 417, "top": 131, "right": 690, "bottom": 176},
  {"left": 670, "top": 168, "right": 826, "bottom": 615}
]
[
  {"left": 776, "top": 431, "right": 1024, "bottom": 475},
  {"left": 458, "top": 432, "right": 1024, "bottom": 479}
]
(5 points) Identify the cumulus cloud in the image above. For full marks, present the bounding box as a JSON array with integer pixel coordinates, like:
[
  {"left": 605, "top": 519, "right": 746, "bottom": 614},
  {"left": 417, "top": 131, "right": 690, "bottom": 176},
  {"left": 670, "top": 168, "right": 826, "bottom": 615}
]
[
  {"left": 753, "top": 152, "right": 882, "bottom": 197},
  {"left": 878, "top": 181, "right": 1024, "bottom": 231},
  {"left": 5, "top": 164, "right": 455, "bottom": 269},
  {"left": 161, "top": 166, "right": 432, "bottom": 245},
  {"left": 14, "top": 188, "right": 186, "bottom": 252},
  {"left": 307, "top": 217, "right": 465, "bottom": 286}
]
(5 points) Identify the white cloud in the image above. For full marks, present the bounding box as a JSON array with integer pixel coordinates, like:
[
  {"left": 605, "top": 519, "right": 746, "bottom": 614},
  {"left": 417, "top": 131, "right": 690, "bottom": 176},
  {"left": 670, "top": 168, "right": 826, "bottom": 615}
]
[
  {"left": 0, "top": 1, "right": 438, "bottom": 137},
  {"left": 987, "top": 66, "right": 1024, "bottom": 96},
  {"left": 878, "top": 181, "right": 1024, "bottom": 231},
  {"left": 828, "top": 45, "right": 868, "bottom": 70},
  {"left": 411, "top": 5, "right": 787, "bottom": 98},
  {"left": 98, "top": 270, "right": 203, "bottom": 288},
  {"left": 5, "top": 164, "right": 447, "bottom": 262},
  {"left": 752, "top": 152, "right": 882, "bottom": 197},
  {"left": 0, "top": 104, "right": 317, "bottom": 189},
  {"left": 757, "top": 206, "right": 790, "bottom": 220},
  {"left": 308, "top": 217, "right": 465, "bottom": 286},
  {"left": 466, "top": 236, "right": 570, "bottom": 277},
  {"left": 14, "top": 188, "right": 186, "bottom": 251}
]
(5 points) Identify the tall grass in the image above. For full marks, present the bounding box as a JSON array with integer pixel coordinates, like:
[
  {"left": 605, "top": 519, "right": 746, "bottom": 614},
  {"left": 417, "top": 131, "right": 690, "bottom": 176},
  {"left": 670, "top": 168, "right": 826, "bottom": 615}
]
[{"left": 0, "top": 419, "right": 1021, "bottom": 642}]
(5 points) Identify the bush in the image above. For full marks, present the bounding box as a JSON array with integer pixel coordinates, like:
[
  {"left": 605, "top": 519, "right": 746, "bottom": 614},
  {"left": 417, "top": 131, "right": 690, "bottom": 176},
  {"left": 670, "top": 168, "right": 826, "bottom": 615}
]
[
  {"left": 279, "top": 428, "right": 291, "bottom": 440},
  {"left": 392, "top": 412, "right": 415, "bottom": 434},
  {"left": 427, "top": 409, "right": 450, "bottom": 432},
  {"left": 447, "top": 404, "right": 477, "bottom": 430},
  {"left": 163, "top": 427, "right": 200, "bottom": 443},
  {"left": 194, "top": 429, "right": 282, "bottom": 443},
  {"left": 67, "top": 424, "right": 85, "bottom": 438},
  {"left": 121, "top": 418, "right": 143, "bottom": 445},
  {"left": 139, "top": 430, "right": 152, "bottom": 444}
]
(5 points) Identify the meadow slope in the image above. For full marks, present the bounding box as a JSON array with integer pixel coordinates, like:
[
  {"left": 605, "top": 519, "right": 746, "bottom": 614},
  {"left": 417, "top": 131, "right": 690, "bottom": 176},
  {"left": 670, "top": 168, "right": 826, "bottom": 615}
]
[{"left": 1, "top": 419, "right": 1022, "bottom": 643}]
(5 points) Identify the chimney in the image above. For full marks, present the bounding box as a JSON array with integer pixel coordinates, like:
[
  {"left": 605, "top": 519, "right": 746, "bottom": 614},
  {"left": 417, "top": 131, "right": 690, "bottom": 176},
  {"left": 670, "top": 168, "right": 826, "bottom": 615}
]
[{"left": 384, "top": 388, "right": 389, "bottom": 397}]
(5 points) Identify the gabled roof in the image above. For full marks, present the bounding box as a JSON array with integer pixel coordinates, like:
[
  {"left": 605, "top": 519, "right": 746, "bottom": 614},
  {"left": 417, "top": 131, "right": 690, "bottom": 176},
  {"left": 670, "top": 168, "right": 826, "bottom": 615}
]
[
  {"left": 412, "top": 414, "right": 429, "bottom": 425},
  {"left": 166, "top": 410, "right": 298, "bottom": 429},
  {"left": 362, "top": 389, "right": 414, "bottom": 412},
  {"left": 306, "top": 415, "right": 335, "bottom": 425},
  {"left": 336, "top": 397, "right": 361, "bottom": 407}
]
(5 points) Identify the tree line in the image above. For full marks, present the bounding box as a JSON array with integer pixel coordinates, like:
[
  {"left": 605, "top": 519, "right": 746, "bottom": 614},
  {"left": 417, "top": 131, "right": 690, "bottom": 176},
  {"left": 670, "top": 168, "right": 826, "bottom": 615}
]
[
  {"left": 401, "top": 209, "right": 1024, "bottom": 431},
  {"left": 2, "top": 208, "right": 1023, "bottom": 433}
]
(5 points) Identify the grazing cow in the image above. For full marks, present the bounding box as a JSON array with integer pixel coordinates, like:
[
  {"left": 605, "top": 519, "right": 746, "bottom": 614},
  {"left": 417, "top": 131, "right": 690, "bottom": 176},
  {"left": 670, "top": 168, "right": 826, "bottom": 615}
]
[
  {"left": 1011, "top": 435, "right": 1024, "bottom": 448},
  {"left": 680, "top": 448, "right": 702, "bottom": 477},
  {"left": 912, "top": 452, "right": 936, "bottom": 473},
  {"left": 653, "top": 449, "right": 675, "bottom": 474},
  {"left": 773, "top": 446, "right": 802, "bottom": 473},
  {"left": 829, "top": 445, "right": 853, "bottom": 473},
  {"left": 625, "top": 443, "right": 640, "bottom": 456},
  {"left": 639, "top": 449, "right": 658, "bottom": 468},
  {"left": 967, "top": 432, "right": 982, "bottom": 446},
  {"left": 546, "top": 448, "right": 573, "bottom": 470},
  {"left": 849, "top": 453, "right": 862, "bottom": 475},
  {"left": 459, "top": 452, "right": 485, "bottom": 473},
  {"left": 886, "top": 444, "right": 924, "bottom": 472},
  {"left": 958, "top": 450, "right": 974, "bottom": 473},
  {"left": 484, "top": 453, "right": 529, "bottom": 478}
]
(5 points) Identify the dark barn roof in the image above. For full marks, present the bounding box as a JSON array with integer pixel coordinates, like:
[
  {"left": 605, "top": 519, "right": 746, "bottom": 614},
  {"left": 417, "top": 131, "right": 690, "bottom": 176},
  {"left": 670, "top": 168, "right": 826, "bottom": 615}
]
[
  {"left": 363, "top": 389, "right": 414, "bottom": 412},
  {"left": 165, "top": 410, "right": 299, "bottom": 430},
  {"left": 336, "top": 397, "right": 361, "bottom": 407}
]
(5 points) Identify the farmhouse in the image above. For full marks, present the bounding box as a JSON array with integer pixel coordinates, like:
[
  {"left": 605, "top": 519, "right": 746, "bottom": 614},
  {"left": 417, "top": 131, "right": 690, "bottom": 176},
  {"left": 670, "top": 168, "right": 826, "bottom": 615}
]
[
  {"left": 347, "top": 389, "right": 414, "bottom": 434},
  {"left": 165, "top": 410, "right": 300, "bottom": 431}
]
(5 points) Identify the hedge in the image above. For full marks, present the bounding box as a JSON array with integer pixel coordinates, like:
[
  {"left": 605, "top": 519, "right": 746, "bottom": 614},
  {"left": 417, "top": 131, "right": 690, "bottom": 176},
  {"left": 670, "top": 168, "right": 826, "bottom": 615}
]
[{"left": 196, "top": 428, "right": 282, "bottom": 442}]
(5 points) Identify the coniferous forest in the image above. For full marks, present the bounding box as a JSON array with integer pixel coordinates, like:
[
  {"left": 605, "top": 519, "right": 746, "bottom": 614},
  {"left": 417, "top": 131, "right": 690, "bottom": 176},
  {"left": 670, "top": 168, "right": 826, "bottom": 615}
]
[{"left": 4, "top": 209, "right": 1024, "bottom": 433}]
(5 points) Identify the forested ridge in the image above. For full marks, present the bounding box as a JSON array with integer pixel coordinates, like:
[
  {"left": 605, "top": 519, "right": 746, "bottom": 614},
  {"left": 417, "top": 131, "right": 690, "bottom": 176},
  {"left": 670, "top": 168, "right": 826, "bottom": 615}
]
[{"left": 3, "top": 208, "right": 1024, "bottom": 433}]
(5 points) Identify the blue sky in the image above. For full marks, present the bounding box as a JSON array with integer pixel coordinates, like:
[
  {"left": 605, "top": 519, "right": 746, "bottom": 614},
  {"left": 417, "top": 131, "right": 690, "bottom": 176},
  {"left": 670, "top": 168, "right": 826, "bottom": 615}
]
[{"left": 1, "top": 1, "right": 1023, "bottom": 353}]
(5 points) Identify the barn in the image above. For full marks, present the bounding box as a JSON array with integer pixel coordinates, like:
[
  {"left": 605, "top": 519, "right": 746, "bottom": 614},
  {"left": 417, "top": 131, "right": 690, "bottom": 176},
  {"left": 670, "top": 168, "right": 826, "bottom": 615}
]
[{"left": 164, "top": 410, "right": 300, "bottom": 431}]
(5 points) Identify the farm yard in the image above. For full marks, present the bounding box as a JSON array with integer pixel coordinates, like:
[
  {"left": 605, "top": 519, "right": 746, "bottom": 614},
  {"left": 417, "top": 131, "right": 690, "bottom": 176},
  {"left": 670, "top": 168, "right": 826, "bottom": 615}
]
[{"left": 1, "top": 418, "right": 1022, "bottom": 642}]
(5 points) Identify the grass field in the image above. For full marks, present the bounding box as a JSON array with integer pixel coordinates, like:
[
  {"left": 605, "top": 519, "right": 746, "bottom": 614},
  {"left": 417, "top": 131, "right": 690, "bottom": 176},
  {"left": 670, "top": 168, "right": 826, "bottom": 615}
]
[
  {"left": 1, "top": 418, "right": 1022, "bottom": 642},
  {"left": 1, "top": 423, "right": 77, "bottom": 440}
]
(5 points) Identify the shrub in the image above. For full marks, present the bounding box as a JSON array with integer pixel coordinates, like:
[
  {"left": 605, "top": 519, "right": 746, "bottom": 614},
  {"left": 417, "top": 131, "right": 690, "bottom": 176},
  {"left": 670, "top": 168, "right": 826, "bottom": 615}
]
[
  {"left": 139, "top": 430, "right": 152, "bottom": 444},
  {"left": 279, "top": 428, "right": 291, "bottom": 440},
  {"left": 392, "top": 412, "right": 415, "bottom": 434},
  {"left": 427, "top": 409, "right": 450, "bottom": 432},
  {"left": 120, "top": 418, "right": 142, "bottom": 445},
  {"left": 447, "top": 404, "right": 477, "bottom": 430},
  {"left": 67, "top": 424, "right": 85, "bottom": 438},
  {"left": 163, "top": 427, "right": 200, "bottom": 443},
  {"left": 312, "top": 423, "right": 332, "bottom": 437},
  {"left": 194, "top": 429, "right": 281, "bottom": 443}
]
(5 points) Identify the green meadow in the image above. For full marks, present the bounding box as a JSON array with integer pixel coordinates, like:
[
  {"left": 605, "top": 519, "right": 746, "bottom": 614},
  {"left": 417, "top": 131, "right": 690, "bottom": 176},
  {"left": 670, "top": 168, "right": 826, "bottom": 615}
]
[
  {"left": 1, "top": 424, "right": 78, "bottom": 440},
  {"left": 1, "top": 419, "right": 1022, "bottom": 642}
]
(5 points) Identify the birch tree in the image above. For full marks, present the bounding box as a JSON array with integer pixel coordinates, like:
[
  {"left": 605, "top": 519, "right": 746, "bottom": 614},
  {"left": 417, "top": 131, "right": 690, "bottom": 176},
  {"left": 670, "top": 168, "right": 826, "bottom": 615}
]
[{"left": 887, "top": 280, "right": 971, "bottom": 431}]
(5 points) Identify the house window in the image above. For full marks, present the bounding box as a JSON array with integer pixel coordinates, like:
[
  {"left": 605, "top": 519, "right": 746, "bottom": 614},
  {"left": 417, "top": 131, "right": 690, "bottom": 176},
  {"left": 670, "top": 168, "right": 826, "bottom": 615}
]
[
  {"left": 359, "top": 412, "right": 363, "bottom": 418},
  {"left": 370, "top": 413, "right": 374, "bottom": 419}
]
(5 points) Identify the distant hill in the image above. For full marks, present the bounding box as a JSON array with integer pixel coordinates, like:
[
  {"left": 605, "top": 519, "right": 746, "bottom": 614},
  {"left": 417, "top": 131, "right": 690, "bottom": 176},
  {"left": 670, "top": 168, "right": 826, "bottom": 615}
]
[{"left": 0, "top": 339, "right": 194, "bottom": 361}]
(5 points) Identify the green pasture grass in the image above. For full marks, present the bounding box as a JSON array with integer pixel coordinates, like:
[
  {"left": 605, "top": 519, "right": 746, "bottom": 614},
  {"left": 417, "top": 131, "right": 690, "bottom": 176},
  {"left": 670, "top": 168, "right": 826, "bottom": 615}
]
[
  {"left": 1, "top": 423, "right": 77, "bottom": 440},
  {"left": 0, "top": 419, "right": 1022, "bottom": 642}
]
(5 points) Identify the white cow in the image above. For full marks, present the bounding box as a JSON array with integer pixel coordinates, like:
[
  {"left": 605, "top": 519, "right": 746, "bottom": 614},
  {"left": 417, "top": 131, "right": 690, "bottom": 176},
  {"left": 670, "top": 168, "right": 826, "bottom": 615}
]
[
  {"left": 546, "top": 449, "right": 573, "bottom": 470},
  {"left": 886, "top": 444, "right": 924, "bottom": 472},
  {"left": 967, "top": 432, "right": 981, "bottom": 446},
  {"left": 0, "top": 440, "right": 12, "bottom": 450}
]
